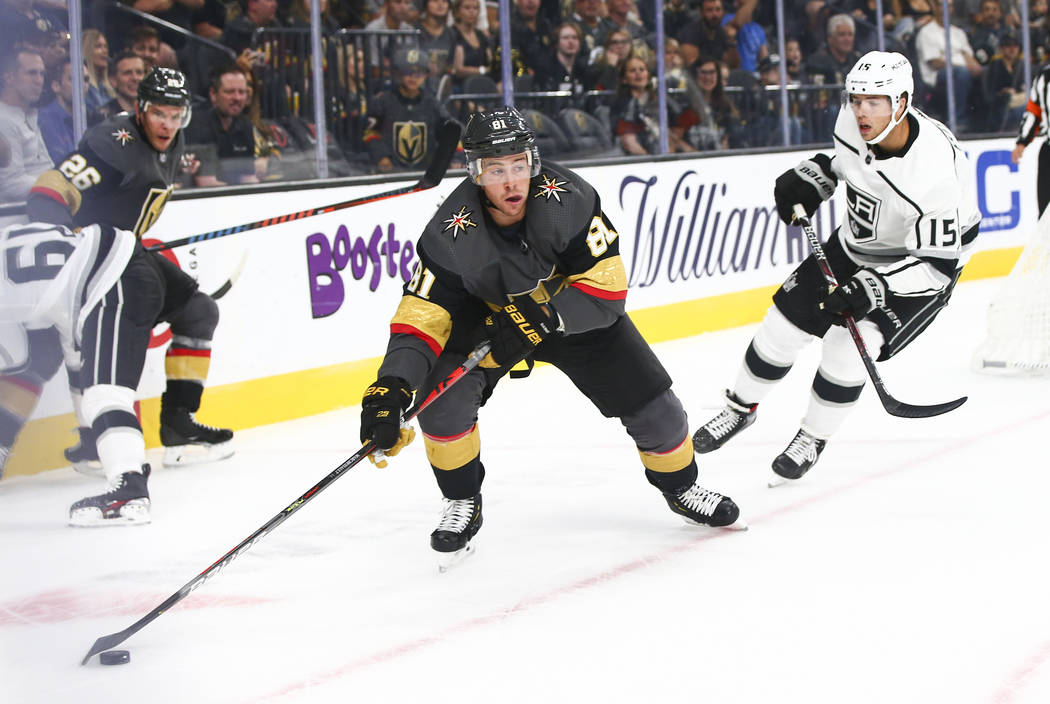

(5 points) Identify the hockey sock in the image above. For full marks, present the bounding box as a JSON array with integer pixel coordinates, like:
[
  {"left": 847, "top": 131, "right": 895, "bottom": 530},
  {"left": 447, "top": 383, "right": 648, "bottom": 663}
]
[{"left": 733, "top": 307, "right": 813, "bottom": 404}]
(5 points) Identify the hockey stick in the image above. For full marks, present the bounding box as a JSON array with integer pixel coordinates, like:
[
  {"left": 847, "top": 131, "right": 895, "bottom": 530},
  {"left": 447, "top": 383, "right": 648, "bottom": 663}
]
[
  {"left": 209, "top": 249, "right": 248, "bottom": 300},
  {"left": 80, "top": 340, "right": 491, "bottom": 665},
  {"left": 148, "top": 120, "right": 462, "bottom": 252},
  {"left": 792, "top": 204, "right": 966, "bottom": 419}
]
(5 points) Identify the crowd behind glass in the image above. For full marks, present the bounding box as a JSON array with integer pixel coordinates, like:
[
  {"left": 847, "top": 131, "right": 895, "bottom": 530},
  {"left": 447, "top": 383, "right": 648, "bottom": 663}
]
[{"left": 0, "top": 0, "right": 1042, "bottom": 202}]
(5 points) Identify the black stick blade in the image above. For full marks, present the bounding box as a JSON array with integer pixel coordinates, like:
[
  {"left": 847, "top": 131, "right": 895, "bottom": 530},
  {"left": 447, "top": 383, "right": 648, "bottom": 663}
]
[
  {"left": 423, "top": 120, "right": 462, "bottom": 188},
  {"left": 81, "top": 630, "right": 131, "bottom": 665},
  {"left": 883, "top": 394, "right": 967, "bottom": 419}
]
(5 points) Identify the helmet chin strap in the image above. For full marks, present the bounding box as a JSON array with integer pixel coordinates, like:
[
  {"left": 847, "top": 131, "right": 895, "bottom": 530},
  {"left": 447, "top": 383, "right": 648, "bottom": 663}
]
[{"left": 864, "top": 99, "right": 908, "bottom": 146}]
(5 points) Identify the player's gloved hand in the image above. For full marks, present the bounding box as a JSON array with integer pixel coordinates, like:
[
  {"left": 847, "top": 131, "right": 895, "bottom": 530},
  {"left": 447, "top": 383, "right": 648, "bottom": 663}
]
[
  {"left": 819, "top": 269, "right": 887, "bottom": 322},
  {"left": 360, "top": 376, "right": 416, "bottom": 468},
  {"left": 483, "top": 296, "right": 558, "bottom": 367},
  {"left": 774, "top": 153, "right": 837, "bottom": 224}
]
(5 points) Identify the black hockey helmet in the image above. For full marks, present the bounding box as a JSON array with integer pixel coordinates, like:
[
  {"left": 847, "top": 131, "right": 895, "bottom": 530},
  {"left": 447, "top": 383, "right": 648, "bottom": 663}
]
[
  {"left": 137, "top": 67, "right": 192, "bottom": 128},
  {"left": 462, "top": 108, "right": 541, "bottom": 185}
]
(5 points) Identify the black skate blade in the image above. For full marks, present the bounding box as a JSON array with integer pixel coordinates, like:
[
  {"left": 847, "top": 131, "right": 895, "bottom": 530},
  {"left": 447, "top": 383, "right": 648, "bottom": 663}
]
[{"left": 436, "top": 542, "right": 476, "bottom": 573}]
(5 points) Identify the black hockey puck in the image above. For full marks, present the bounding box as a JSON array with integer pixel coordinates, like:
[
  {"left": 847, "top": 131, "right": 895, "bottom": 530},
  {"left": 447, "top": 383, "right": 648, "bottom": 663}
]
[{"left": 99, "top": 650, "right": 130, "bottom": 666}]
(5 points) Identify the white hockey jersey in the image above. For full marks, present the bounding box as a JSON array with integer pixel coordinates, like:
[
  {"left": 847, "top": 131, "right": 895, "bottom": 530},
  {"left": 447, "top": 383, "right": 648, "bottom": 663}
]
[
  {"left": 830, "top": 107, "right": 981, "bottom": 298},
  {"left": 0, "top": 222, "right": 135, "bottom": 369}
]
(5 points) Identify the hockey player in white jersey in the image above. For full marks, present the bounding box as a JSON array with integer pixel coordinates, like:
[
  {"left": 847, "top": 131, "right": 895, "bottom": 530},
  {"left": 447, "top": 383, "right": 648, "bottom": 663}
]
[
  {"left": 0, "top": 222, "right": 160, "bottom": 525},
  {"left": 692, "top": 51, "right": 981, "bottom": 485}
]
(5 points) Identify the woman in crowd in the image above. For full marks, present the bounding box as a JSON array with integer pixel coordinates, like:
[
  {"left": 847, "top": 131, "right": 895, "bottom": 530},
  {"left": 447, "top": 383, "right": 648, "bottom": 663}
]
[
  {"left": 451, "top": 0, "right": 492, "bottom": 87},
  {"left": 610, "top": 54, "right": 693, "bottom": 155},
  {"left": 82, "top": 29, "right": 116, "bottom": 115},
  {"left": 683, "top": 55, "right": 743, "bottom": 150}
]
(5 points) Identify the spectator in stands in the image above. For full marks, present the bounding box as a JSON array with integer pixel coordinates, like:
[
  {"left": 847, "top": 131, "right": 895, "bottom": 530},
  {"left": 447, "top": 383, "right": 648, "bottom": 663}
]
[
  {"left": 0, "top": 0, "right": 54, "bottom": 51},
  {"left": 511, "top": 0, "right": 554, "bottom": 75},
  {"left": 288, "top": 0, "right": 341, "bottom": 32},
  {"left": 665, "top": 37, "right": 688, "bottom": 90},
  {"left": 749, "top": 53, "right": 804, "bottom": 145},
  {"left": 1029, "top": 0, "right": 1050, "bottom": 66},
  {"left": 128, "top": 25, "right": 163, "bottom": 71},
  {"left": 983, "top": 27, "right": 1025, "bottom": 131},
  {"left": 664, "top": 0, "right": 697, "bottom": 42},
  {"left": 535, "top": 21, "right": 591, "bottom": 99},
  {"left": 225, "top": 0, "right": 284, "bottom": 56},
  {"left": 610, "top": 53, "right": 693, "bottom": 155},
  {"left": 785, "top": 36, "right": 805, "bottom": 82},
  {"left": 185, "top": 64, "right": 262, "bottom": 186},
  {"left": 37, "top": 60, "right": 76, "bottom": 163},
  {"left": 122, "top": 0, "right": 200, "bottom": 51},
  {"left": 598, "top": 0, "right": 647, "bottom": 47},
  {"left": 969, "top": 0, "right": 1006, "bottom": 65},
  {"left": 894, "top": 0, "right": 935, "bottom": 41},
  {"left": 574, "top": 0, "right": 605, "bottom": 57},
  {"left": 97, "top": 52, "right": 146, "bottom": 120},
  {"left": 805, "top": 14, "right": 862, "bottom": 86},
  {"left": 590, "top": 28, "right": 632, "bottom": 93},
  {"left": 677, "top": 0, "right": 733, "bottom": 67},
  {"left": 193, "top": 0, "right": 229, "bottom": 39},
  {"left": 83, "top": 29, "right": 116, "bottom": 115},
  {"left": 915, "top": 0, "right": 981, "bottom": 128},
  {"left": 451, "top": 0, "right": 492, "bottom": 88},
  {"left": 722, "top": 0, "right": 768, "bottom": 72},
  {"left": 688, "top": 55, "right": 742, "bottom": 148},
  {"left": 417, "top": 0, "right": 457, "bottom": 79},
  {"left": 363, "top": 46, "right": 452, "bottom": 173},
  {"left": 0, "top": 48, "right": 51, "bottom": 202},
  {"left": 365, "top": 0, "right": 416, "bottom": 70}
]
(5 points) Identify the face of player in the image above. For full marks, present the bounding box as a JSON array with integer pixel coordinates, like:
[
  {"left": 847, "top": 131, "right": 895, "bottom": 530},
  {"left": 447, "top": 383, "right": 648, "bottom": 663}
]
[
  {"left": 480, "top": 153, "right": 532, "bottom": 225},
  {"left": 211, "top": 71, "right": 249, "bottom": 118},
  {"left": 132, "top": 38, "right": 160, "bottom": 67},
  {"left": 114, "top": 57, "right": 146, "bottom": 101},
  {"left": 557, "top": 27, "right": 580, "bottom": 57},
  {"left": 850, "top": 94, "right": 903, "bottom": 142},
  {"left": 138, "top": 103, "right": 184, "bottom": 152},
  {"left": 5, "top": 52, "right": 45, "bottom": 108}
]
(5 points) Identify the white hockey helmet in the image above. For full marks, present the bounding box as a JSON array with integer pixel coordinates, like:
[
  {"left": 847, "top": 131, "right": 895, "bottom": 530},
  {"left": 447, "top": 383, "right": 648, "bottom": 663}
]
[{"left": 844, "top": 51, "right": 914, "bottom": 145}]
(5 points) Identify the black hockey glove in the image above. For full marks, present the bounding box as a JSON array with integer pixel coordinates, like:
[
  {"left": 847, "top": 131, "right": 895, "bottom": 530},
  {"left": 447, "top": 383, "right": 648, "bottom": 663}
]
[
  {"left": 361, "top": 376, "right": 416, "bottom": 467},
  {"left": 774, "top": 153, "right": 838, "bottom": 224},
  {"left": 819, "top": 269, "right": 887, "bottom": 322},
  {"left": 484, "top": 296, "right": 559, "bottom": 368}
]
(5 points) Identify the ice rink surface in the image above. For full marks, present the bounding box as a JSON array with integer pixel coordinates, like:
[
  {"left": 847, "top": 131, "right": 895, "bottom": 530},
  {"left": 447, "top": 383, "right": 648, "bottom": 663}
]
[{"left": 3, "top": 277, "right": 1050, "bottom": 704}]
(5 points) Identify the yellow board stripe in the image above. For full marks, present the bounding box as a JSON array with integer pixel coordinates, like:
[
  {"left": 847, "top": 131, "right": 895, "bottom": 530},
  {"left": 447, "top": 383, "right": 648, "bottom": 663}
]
[
  {"left": 639, "top": 437, "right": 694, "bottom": 473},
  {"left": 5, "top": 246, "right": 1020, "bottom": 477},
  {"left": 423, "top": 425, "right": 481, "bottom": 470}
]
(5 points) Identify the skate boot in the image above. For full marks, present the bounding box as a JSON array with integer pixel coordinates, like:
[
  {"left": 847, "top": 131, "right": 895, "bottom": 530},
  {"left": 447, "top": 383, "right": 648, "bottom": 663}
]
[
  {"left": 692, "top": 391, "right": 758, "bottom": 454},
  {"left": 65, "top": 426, "right": 103, "bottom": 477},
  {"left": 69, "top": 465, "right": 151, "bottom": 527},
  {"left": 430, "top": 494, "right": 483, "bottom": 572},
  {"left": 160, "top": 407, "right": 234, "bottom": 467},
  {"left": 663, "top": 482, "right": 746, "bottom": 529},
  {"left": 769, "top": 429, "right": 827, "bottom": 487}
]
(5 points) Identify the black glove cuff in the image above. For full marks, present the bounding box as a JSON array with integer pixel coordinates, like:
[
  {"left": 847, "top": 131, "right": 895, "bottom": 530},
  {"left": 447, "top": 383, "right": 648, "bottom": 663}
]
[{"left": 363, "top": 376, "right": 413, "bottom": 410}]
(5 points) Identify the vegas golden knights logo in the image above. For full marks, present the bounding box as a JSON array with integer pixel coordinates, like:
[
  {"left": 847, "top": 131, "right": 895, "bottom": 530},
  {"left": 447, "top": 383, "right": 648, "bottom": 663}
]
[
  {"left": 134, "top": 186, "right": 174, "bottom": 236},
  {"left": 393, "top": 121, "right": 427, "bottom": 165}
]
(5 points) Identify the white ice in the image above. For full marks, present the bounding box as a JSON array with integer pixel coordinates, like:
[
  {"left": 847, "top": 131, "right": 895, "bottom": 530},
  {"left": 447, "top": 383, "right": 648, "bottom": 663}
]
[{"left": 3, "top": 277, "right": 1050, "bottom": 704}]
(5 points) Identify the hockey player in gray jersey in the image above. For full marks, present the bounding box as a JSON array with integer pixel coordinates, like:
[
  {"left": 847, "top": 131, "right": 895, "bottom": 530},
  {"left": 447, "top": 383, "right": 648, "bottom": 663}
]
[
  {"left": 693, "top": 51, "right": 981, "bottom": 485},
  {"left": 0, "top": 222, "right": 163, "bottom": 525},
  {"left": 359, "top": 108, "right": 744, "bottom": 567}
]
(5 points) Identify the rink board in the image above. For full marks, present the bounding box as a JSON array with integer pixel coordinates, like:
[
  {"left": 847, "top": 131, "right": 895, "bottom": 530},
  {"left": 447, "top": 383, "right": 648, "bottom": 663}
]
[{"left": 5, "top": 136, "right": 1034, "bottom": 476}]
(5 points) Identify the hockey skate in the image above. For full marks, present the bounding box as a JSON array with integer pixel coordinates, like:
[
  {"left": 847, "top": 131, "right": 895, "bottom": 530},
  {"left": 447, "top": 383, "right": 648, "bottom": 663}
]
[
  {"left": 663, "top": 482, "right": 746, "bottom": 530},
  {"left": 431, "top": 494, "right": 483, "bottom": 572},
  {"left": 65, "top": 427, "right": 103, "bottom": 477},
  {"left": 692, "top": 391, "right": 758, "bottom": 454},
  {"left": 769, "top": 429, "right": 827, "bottom": 487},
  {"left": 160, "top": 408, "right": 234, "bottom": 467},
  {"left": 69, "top": 465, "right": 151, "bottom": 527}
]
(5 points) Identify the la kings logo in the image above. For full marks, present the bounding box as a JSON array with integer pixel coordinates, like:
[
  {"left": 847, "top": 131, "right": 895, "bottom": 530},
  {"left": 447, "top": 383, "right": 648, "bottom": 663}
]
[{"left": 845, "top": 183, "right": 881, "bottom": 242}]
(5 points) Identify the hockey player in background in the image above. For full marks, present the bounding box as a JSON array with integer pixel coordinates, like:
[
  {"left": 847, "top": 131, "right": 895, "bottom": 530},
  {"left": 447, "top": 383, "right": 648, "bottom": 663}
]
[
  {"left": 14, "top": 67, "right": 234, "bottom": 474},
  {"left": 359, "top": 108, "right": 744, "bottom": 568},
  {"left": 693, "top": 51, "right": 981, "bottom": 486},
  {"left": 363, "top": 46, "right": 455, "bottom": 174},
  {"left": 0, "top": 222, "right": 160, "bottom": 525}
]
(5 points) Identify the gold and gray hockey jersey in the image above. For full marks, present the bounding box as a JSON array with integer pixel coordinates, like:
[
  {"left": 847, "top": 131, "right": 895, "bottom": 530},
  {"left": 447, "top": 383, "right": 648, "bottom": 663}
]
[
  {"left": 829, "top": 107, "right": 981, "bottom": 299},
  {"left": 378, "top": 161, "right": 628, "bottom": 389}
]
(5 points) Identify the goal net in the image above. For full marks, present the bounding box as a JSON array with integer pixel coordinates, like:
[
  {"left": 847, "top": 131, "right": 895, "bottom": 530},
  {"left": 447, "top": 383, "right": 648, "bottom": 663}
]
[{"left": 973, "top": 208, "right": 1050, "bottom": 373}]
